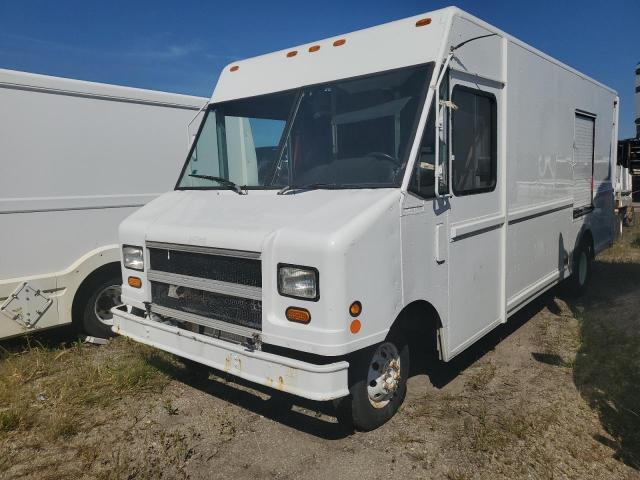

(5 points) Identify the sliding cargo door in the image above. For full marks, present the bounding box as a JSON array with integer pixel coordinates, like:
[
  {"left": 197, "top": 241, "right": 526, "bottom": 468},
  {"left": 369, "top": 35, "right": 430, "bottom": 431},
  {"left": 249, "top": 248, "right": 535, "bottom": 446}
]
[
  {"left": 572, "top": 112, "right": 595, "bottom": 216},
  {"left": 446, "top": 73, "right": 504, "bottom": 356}
]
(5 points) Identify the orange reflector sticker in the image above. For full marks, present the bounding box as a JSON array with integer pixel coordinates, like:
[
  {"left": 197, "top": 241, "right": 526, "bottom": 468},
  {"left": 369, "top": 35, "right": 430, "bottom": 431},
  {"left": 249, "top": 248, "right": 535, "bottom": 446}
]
[
  {"left": 415, "top": 18, "right": 432, "bottom": 27},
  {"left": 286, "top": 307, "right": 311, "bottom": 324},
  {"left": 350, "top": 319, "right": 361, "bottom": 334},
  {"left": 349, "top": 301, "right": 362, "bottom": 317},
  {"left": 128, "top": 276, "right": 142, "bottom": 288},
  {"left": 229, "top": 65, "right": 239, "bottom": 72},
  {"left": 286, "top": 50, "right": 298, "bottom": 58},
  {"left": 308, "top": 45, "right": 320, "bottom": 52},
  {"left": 333, "top": 39, "right": 346, "bottom": 47}
]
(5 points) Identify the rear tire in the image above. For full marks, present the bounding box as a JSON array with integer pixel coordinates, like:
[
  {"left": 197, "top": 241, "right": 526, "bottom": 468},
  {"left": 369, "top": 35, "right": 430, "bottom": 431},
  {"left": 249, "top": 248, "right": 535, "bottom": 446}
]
[
  {"left": 567, "top": 239, "right": 593, "bottom": 297},
  {"left": 79, "top": 272, "right": 122, "bottom": 338},
  {"left": 334, "top": 330, "right": 409, "bottom": 431}
]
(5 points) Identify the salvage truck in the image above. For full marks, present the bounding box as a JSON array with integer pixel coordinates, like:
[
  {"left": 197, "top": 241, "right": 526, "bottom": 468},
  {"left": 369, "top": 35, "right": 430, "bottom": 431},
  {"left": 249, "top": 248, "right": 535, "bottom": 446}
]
[
  {"left": 112, "top": 7, "right": 618, "bottom": 430},
  {"left": 0, "top": 69, "right": 206, "bottom": 340}
]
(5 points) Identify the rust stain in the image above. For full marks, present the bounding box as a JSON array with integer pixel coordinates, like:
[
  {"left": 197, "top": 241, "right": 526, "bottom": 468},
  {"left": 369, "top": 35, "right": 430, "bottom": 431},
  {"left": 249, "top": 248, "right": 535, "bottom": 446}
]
[{"left": 277, "top": 375, "right": 285, "bottom": 391}]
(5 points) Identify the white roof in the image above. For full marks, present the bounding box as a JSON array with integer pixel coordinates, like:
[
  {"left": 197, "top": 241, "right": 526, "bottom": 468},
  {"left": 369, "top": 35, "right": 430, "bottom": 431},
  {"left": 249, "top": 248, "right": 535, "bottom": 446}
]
[
  {"left": 0, "top": 68, "right": 207, "bottom": 109},
  {"left": 211, "top": 6, "right": 615, "bottom": 103}
]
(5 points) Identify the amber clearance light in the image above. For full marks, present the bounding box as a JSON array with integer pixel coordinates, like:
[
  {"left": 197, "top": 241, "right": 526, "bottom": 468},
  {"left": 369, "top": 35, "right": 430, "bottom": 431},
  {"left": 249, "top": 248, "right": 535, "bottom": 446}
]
[
  {"left": 349, "top": 301, "right": 362, "bottom": 317},
  {"left": 415, "top": 17, "right": 432, "bottom": 27},
  {"left": 286, "top": 307, "right": 311, "bottom": 324}
]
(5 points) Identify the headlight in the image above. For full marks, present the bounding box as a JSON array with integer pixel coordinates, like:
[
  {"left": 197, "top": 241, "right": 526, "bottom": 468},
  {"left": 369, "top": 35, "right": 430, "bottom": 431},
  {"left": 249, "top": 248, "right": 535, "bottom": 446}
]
[
  {"left": 278, "top": 264, "right": 319, "bottom": 301},
  {"left": 123, "top": 245, "right": 144, "bottom": 271}
]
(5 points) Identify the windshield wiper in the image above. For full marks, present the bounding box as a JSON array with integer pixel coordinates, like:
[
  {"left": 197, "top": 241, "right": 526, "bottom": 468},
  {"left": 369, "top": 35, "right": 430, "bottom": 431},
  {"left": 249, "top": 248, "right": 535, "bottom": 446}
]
[
  {"left": 188, "top": 174, "right": 246, "bottom": 195},
  {"left": 277, "top": 183, "right": 338, "bottom": 195}
]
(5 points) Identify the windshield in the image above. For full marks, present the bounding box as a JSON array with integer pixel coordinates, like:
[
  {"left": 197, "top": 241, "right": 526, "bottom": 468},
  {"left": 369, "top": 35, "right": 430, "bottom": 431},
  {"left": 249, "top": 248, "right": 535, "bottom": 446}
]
[{"left": 176, "top": 63, "right": 433, "bottom": 190}]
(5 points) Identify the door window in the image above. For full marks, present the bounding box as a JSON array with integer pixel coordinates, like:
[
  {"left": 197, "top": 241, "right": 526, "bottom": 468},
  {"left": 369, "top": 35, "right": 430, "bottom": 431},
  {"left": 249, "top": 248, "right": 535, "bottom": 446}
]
[{"left": 451, "top": 87, "right": 497, "bottom": 195}]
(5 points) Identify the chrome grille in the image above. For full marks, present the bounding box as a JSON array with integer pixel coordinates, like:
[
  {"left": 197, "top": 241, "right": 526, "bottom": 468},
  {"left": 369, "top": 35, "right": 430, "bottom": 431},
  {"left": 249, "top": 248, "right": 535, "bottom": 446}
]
[{"left": 146, "top": 241, "right": 262, "bottom": 334}]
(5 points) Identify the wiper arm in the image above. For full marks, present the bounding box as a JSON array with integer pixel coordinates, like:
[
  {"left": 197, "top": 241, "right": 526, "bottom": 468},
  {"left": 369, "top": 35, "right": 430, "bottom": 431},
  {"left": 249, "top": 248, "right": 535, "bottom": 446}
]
[
  {"left": 277, "top": 183, "right": 338, "bottom": 195},
  {"left": 188, "top": 174, "right": 246, "bottom": 195}
]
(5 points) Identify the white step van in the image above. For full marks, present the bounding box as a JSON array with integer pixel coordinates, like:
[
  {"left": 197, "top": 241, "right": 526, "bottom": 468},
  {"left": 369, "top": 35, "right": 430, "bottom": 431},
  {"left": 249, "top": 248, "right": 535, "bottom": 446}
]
[
  {"left": 0, "top": 69, "right": 206, "bottom": 340},
  {"left": 112, "top": 7, "right": 618, "bottom": 430}
]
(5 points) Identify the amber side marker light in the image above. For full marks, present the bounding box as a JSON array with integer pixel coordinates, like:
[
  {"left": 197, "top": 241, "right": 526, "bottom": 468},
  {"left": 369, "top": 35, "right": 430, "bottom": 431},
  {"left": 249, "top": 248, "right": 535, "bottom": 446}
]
[
  {"left": 286, "top": 50, "right": 298, "bottom": 58},
  {"left": 333, "top": 38, "right": 346, "bottom": 47},
  {"left": 286, "top": 307, "right": 311, "bottom": 324},
  {"left": 229, "top": 65, "right": 239, "bottom": 72},
  {"left": 128, "top": 276, "right": 142, "bottom": 288},
  {"left": 415, "top": 17, "right": 432, "bottom": 27},
  {"left": 350, "top": 319, "right": 361, "bottom": 334},
  {"left": 349, "top": 301, "right": 362, "bottom": 317},
  {"left": 308, "top": 45, "right": 321, "bottom": 52}
]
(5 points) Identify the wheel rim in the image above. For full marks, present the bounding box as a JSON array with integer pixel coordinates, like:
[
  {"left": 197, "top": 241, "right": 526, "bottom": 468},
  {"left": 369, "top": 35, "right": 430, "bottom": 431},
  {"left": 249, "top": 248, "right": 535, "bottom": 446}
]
[
  {"left": 366, "top": 342, "right": 401, "bottom": 409},
  {"left": 578, "top": 251, "right": 588, "bottom": 286},
  {"left": 94, "top": 285, "right": 122, "bottom": 326}
]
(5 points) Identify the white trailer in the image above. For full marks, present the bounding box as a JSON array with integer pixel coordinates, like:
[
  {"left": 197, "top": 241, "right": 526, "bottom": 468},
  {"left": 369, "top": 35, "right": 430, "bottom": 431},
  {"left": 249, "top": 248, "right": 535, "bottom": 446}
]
[
  {"left": 0, "top": 69, "right": 206, "bottom": 340},
  {"left": 112, "top": 7, "right": 617, "bottom": 430}
]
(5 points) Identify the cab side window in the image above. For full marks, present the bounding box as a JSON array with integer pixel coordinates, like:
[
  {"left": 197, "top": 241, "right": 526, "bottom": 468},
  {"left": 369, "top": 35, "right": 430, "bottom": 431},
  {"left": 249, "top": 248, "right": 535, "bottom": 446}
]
[{"left": 451, "top": 87, "right": 497, "bottom": 195}]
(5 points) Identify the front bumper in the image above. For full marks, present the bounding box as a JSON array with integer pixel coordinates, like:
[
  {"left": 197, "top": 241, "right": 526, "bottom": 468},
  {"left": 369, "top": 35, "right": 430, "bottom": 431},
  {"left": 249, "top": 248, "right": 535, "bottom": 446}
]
[{"left": 111, "top": 307, "right": 350, "bottom": 401}]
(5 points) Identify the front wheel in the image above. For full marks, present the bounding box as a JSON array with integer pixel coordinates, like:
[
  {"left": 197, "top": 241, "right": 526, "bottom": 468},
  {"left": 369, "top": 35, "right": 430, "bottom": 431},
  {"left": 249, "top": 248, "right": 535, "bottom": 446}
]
[
  {"left": 335, "top": 331, "right": 409, "bottom": 431},
  {"left": 78, "top": 272, "right": 123, "bottom": 338}
]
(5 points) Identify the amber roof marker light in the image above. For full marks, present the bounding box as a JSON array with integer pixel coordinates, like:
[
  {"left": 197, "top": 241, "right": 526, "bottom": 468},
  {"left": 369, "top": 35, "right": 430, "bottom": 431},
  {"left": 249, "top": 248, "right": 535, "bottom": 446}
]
[
  {"left": 286, "top": 50, "right": 298, "bottom": 58},
  {"left": 229, "top": 65, "right": 239, "bottom": 72},
  {"left": 415, "top": 17, "right": 432, "bottom": 27},
  {"left": 308, "top": 45, "right": 321, "bottom": 53},
  {"left": 333, "top": 38, "right": 346, "bottom": 47}
]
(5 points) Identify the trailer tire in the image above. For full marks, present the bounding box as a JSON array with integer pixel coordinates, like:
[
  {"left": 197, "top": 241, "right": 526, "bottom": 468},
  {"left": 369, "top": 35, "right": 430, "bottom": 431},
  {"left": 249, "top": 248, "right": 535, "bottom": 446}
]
[
  {"left": 334, "top": 330, "right": 409, "bottom": 431},
  {"left": 78, "top": 271, "right": 122, "bottom": 338},
  {"left": 567, "top": 239, "right": 593, "bottom": 297}
]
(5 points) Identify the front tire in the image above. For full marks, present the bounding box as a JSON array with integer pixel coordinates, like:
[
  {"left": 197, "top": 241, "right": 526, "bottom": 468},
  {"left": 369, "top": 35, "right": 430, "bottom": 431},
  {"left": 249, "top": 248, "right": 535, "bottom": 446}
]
[
  {"left": 335, "top": 330, "right": 409, "bottom": 431},
  {"left": 79, "top": 272, "right": 123, "bottom": 338}
]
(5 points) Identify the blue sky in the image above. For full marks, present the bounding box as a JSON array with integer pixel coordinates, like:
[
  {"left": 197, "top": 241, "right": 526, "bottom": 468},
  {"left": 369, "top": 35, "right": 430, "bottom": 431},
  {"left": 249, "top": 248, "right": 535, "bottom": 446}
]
[{"left": 0, "top": 0, "right": 637, "bottom": 138}]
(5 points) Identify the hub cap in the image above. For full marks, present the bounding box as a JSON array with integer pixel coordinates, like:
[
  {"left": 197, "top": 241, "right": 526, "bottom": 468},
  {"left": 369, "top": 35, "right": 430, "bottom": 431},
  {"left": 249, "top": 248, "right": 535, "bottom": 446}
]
[
  {"left": 366, "top": 342, "right": 401, "bottom": 408},
  {"left": 94, "top": 285, "right": 122, "bottom": 326}
]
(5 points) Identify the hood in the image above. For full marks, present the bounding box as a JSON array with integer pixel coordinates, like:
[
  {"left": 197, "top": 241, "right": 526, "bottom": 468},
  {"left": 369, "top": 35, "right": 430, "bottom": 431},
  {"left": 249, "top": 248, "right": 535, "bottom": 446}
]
[{"left": 122, "top": 188, "right": 401, "bottom": 252}]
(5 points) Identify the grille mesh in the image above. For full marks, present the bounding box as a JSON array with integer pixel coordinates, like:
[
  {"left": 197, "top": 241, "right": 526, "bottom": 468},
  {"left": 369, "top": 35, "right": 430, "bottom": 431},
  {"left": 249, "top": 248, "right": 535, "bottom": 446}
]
[
  {"left": 151, "top": 281, "right": 262, "bottom": 330},
  {"left": 149, "top": 248, "right": 261, "bottom": 287}
]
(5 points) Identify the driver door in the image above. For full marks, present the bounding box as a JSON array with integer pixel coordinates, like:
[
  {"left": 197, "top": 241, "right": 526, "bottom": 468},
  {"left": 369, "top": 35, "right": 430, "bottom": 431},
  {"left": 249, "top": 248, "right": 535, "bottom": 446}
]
[{"left": 444, "top": 72, "right": 504, "bottom": 356}]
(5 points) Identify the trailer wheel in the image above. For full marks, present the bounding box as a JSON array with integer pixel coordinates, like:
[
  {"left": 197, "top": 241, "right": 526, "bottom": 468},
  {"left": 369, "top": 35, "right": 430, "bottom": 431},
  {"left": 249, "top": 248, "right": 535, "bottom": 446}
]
[
  {"left": 567, "top": 239, "right": 593, "bottom": 296},
  {"left": 335, "top": 330, "right": 409, "bottom": 431},
  {"left": 79, "top": 272, "right": 122, "bottom": 338}
]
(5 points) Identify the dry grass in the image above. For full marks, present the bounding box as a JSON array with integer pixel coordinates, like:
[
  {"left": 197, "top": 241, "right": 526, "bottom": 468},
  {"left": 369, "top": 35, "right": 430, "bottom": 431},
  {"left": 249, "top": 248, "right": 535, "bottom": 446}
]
[
  {"left": 0, "top": 336, "right": 173, "bottom": 446},
  {"left": 572, "top": 224, "right": 640, "bottom": 470}
]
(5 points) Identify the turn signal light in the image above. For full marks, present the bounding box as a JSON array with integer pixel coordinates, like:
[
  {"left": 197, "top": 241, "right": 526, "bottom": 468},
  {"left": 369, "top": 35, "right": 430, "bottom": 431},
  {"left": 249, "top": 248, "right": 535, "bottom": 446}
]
[
  {"left": 350, "top": 319, "right": 361, "bottom": 334},
  {"left": 349, "top": 301, "right": 362, "bottom": 317},
  {"left": 286, "top": 307, "right": 311, "bottom": 324},
  {"left": 128, "top": 276, "right": 142, "bottom": 288}
]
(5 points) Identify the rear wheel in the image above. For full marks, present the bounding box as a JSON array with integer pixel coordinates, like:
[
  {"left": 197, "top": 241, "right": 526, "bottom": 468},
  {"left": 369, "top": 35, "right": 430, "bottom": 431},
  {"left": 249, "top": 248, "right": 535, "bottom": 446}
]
[
  {"left": 79, "top": 272, "right": 122, "bottom": 338},
  {"left": 335, "top": 330, "right": 409, "bottom": 431},
  {"left": 567, "top": 239, "right": 593, "bottom": 296}
]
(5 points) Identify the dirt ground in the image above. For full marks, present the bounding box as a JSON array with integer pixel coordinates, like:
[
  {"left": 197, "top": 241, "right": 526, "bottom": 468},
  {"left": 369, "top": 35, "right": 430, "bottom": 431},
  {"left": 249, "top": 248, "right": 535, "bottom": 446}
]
[{"left": 2, "top": 225, "right": 640, "bottom": 480}]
